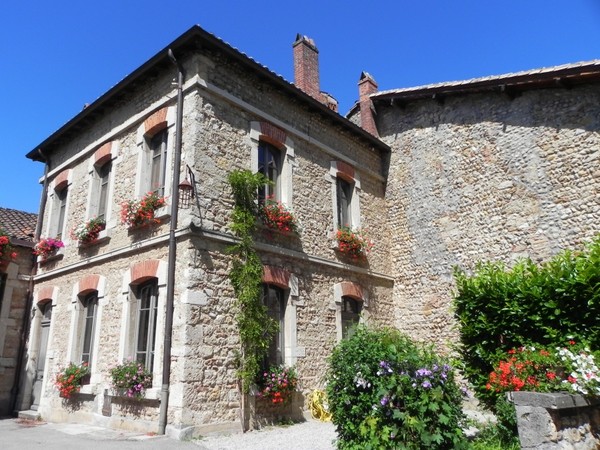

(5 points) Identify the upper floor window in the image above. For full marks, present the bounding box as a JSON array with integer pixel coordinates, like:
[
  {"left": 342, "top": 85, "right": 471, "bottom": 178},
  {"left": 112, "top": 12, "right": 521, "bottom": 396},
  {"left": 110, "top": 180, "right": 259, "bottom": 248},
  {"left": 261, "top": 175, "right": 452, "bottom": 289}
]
[
  {"left": 336, "top": 178, "right": 353, "bottom": 228},
  {"left": 95, "top": 160, "right": 112, "bottom": 221},
  {"left": 262, "top": 284, "right": 285, "bottom": 367},
  {"left": 341, "top": 296, "right": 362, "bottom": 340},
  {"left": 53, "top": 186, "right": 68, "bottom": 240},
  {"left": 136, "top": 280, "right": 159, "bottom": 371},
  {"left": 149, "top": 129, "right": 168, "bottom": 197},
  {"left": 79, "top": 292, "right": 98, "bottom": 365},
  {"left": 258, "top": 141, "right": 281, "bottom": 203}
]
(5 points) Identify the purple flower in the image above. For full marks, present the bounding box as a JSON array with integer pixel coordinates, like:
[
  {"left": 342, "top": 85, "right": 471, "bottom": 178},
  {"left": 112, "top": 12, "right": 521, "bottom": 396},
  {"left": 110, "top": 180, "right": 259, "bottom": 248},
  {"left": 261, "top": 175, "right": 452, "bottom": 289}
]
[
  {"left": 422, "top": 381, "right": 432, "bottom": 389},
  {"left": 380, "top": 396, "right": 389, "bottom": 406}
]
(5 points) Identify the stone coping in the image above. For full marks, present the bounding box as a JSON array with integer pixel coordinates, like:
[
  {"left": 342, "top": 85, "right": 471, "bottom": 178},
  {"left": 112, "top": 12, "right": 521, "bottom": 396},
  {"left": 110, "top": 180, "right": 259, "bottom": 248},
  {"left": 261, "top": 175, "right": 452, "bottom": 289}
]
[{"left": 508, "top": 391, "right": 600, "bottom": 409}]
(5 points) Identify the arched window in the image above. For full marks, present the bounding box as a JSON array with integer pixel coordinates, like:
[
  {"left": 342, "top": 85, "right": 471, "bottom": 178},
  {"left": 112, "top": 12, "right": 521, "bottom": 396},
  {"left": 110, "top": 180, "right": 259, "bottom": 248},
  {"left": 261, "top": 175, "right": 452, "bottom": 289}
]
[
  {"left": 136, "top": 279, "right": 159, "bottom": 371},
  {"left": 258, "top": 141, "right": 280, "bottom": 203},
  {"left": 341, "top": 296, "right": 362, "bottom": 340},
  {"left": 79, "top": 291, "right": 98, "bottom": 366}
]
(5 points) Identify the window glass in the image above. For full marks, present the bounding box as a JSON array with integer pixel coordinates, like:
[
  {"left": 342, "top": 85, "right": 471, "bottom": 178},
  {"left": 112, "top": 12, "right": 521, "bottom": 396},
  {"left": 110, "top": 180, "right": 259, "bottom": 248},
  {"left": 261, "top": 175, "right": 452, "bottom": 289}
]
[
  {"left": 336, "top": 178, "right": 353, "bottom": 228},
  {"left": 80, "top": 292, "right": 98, "bottom": 365},
  {"left": 258, "top": 142, "right": 280, "bottom": 203},
  {"left": 136, "top": 281, "right": 158, "bottom": 371},
  {"left": 96, "top": 161, "right": 111, "bottom": 221},
  {"left": 262, "top": 284, "right": 285, "bottom": 367},
  {"left": 149, "top": 129, "right": 168, "bottom": 196},
  {"left": 341, "top": 296, "right": 361, "bottom": 339},
  {"left": 55, "top": 187, "right": 68, "bottom": 240}
]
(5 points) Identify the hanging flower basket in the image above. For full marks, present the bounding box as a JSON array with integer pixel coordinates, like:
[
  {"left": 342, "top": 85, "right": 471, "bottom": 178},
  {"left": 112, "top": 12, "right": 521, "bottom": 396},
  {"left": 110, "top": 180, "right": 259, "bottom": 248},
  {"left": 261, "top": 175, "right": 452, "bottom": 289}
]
[
  {"left": 34, "top": 237, "right": 64, "bottom": 260},
  {"left": 71, "top": 217, "right": 106, "bottom": 245},
  {"left": 260, "top": 198, "right": 298, "bottom": 234},
  {"left": 335, "top": 227, "right": 373, "bottom": 259},
  {"left": 120, "top": 192, "right": 166, "bottom": 229}
]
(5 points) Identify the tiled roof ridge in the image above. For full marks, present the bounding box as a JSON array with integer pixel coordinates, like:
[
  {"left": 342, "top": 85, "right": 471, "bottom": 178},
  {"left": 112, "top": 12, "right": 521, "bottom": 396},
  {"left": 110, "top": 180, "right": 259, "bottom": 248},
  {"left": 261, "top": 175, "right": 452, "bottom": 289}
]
[{"left": 374, "top": 59, "right": 600, "bottom": 98}]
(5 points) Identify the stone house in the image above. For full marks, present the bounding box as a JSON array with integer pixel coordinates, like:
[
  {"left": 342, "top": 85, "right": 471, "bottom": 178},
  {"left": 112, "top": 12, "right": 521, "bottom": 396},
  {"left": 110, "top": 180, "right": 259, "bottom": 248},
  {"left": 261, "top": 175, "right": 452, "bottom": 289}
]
[
  {"left": 18, "top": 27, "right": 393, "bottom": 436},
  {"left": 17, "top": 24, "right": 600, "bottom": 436},
  {"left": 0, "top": 207, "right": 37, "bottom": 416}
]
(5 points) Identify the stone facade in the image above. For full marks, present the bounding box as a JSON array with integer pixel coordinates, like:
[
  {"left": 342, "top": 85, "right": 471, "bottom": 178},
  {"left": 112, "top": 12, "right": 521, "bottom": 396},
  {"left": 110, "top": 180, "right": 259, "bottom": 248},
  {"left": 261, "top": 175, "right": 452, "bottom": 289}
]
[
  {"left": 20, "top": 27, "right": 391, "bottom": 437},
  {"left": 373, "top": 81, "right": 600, "bottom": 350}
]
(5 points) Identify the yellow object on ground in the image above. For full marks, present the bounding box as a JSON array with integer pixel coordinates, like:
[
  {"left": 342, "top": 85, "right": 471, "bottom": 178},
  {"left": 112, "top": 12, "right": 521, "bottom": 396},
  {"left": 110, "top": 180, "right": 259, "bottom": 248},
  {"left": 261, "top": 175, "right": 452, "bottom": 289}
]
[{"left": 308, "top": 389, "right": 332, "bottom": 422}]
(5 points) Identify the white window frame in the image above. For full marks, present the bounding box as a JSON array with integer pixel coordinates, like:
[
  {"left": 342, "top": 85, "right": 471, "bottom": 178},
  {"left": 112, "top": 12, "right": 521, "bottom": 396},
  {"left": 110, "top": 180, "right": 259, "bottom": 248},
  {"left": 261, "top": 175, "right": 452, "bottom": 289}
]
[
  {"left": 135, "top": 107, "right": 176, "bottom": 201},
  {"left": 329, "top": 161, "right": 361, "bottom": 232},
  {"left": 48, "top": 184, "right": 69, "bottom": 241},
  {"left": 333, "top": 282, "right": 368, "bottom": 343},
  {"left": 250, "top": 122, "right": 296, "bottom": 208}
]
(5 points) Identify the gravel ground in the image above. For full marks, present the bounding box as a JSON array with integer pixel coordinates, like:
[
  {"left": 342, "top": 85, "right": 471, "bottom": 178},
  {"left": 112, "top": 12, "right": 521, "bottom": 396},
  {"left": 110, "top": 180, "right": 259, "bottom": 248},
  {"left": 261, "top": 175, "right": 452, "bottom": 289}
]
[{"left": 194, "top": 420, "right": 337, "bottom": 450}]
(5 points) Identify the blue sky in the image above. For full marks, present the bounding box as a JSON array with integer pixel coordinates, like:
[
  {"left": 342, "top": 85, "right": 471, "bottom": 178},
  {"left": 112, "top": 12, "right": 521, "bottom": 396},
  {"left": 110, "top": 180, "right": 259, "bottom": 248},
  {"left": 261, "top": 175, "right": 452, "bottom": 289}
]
[{"left": 2, "top": 0, "right": 599, "bottom": 213}]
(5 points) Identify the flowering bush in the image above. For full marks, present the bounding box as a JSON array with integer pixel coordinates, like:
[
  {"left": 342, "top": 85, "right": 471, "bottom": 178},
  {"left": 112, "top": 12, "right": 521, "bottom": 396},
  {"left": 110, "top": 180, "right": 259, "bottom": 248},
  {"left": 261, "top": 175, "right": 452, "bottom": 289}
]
[
  {"left": 109, "top": 359, "right": 153, "bottom": 398},
  {"left": 326, "top": 326, "right": 468, "bottom": 450},
  {"left": 0, "top": 228, "right": 17, "bottom": 262},
  {"left": 335, "top": 227, "right": 373, "bottom": 259},
  {"left": 120, "top": 192, "right": 166, "bottom": 228},
  {"left": 257, "top": 365, "right": 298, "bottom": 404},
  {"left": 260, "top": 198, "right": 298, "bottom": 234},
  {"left": 54, "top": 362, "right": 89, "bottom": 398},
  {"left": 34, "top": 237, "right": 64, "bottom": 260},
  {"left": 487, "top": 341, "right": 600, "bottom": 396},
  {"left": 71, "top": 217, "right": 105, "bottom": 244}
]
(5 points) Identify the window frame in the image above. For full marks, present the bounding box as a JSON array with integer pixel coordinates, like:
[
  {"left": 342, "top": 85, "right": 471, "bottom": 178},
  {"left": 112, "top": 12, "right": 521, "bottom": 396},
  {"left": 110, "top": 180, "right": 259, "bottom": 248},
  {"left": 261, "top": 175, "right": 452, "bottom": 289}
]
[
  {"left": 341, "top": 296, "right": 362, "bottom": 340},
  {"left": 330, "top": 161, "right": 361, "bottom": 233},
  {"left": 79, "top": 291, "right": 98, "bottom": 366},
  {"left": 262, "top": 283, "right": 286, "bottom": 368},
  {"left": 52, "top": 186, "right": 68, "bottom": 240},
  {"left": 135, "top": 279, "right": 159, "bottom": 372},
  {"left": 148, "top": 128, "right": 168, "bottom": 197},
  {"left": 95, "top": 160, "right": 112, "bottom": 222},
  {"left": 257, "top": 141, "right": 281, "bottom": 203}
]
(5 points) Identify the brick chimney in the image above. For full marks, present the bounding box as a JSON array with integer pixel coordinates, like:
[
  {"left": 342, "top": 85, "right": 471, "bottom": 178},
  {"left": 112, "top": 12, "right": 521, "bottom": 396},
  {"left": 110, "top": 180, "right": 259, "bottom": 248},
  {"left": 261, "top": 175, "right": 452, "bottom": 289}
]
[
  {"left": 293, "top": 34, "right": 320, "bottom": 99},
  {"left": 358, "top": 71, "right": 378, "bottom": 137}
]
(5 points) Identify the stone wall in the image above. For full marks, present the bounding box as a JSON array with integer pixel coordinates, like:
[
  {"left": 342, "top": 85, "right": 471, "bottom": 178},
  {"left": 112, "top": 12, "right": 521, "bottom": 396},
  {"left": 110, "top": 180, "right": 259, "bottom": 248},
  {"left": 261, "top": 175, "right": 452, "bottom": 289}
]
[
  {"left": 509, "top": 391, "right": 600, "bottom": 449},
  {"left": 378, "top": 84, "right": 600, "bottom": 350}
]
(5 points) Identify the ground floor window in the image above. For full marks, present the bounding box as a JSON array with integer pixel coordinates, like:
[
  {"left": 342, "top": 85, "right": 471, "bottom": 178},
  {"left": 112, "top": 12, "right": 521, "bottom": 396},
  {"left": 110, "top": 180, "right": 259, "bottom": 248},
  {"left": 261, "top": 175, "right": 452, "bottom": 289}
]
[{"left": 136, "top": 280, "right": 158, "bottom": 371}]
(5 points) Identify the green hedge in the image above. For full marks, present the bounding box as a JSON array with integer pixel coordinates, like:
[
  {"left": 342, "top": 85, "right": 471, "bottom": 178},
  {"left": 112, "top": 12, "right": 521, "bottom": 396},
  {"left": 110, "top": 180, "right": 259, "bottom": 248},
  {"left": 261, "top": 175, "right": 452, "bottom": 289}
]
[{"left": 453, "top": 235, "right": 600, "bottom": 409}]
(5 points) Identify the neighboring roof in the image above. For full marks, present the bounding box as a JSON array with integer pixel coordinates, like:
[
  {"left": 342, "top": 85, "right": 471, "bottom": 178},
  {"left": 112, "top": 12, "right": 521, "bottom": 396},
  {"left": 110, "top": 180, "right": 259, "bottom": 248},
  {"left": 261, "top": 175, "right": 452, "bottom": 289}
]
[
  {"left": 371, "top": 60, "right": 600, "bottom": 106},
  {"left": 0, "top": 207, "right": 37, "bottom": 243},
  {"left": 26, "top": 25, "right": 389, "bottom": 162}
]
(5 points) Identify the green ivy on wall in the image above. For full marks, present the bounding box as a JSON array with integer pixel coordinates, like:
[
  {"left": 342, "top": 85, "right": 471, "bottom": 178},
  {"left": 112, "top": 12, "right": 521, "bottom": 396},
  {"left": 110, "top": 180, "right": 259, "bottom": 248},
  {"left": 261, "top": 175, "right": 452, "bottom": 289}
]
[{"left": 227, "top": 169, "right": 277, "bottom": 393}]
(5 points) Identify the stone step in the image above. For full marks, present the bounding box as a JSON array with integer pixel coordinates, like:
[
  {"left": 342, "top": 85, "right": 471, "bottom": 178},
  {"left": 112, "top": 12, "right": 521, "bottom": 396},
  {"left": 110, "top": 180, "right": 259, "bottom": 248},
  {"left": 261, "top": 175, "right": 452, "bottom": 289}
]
[{"left": 17, "top": 409, "right": 41, "bottom": 421}]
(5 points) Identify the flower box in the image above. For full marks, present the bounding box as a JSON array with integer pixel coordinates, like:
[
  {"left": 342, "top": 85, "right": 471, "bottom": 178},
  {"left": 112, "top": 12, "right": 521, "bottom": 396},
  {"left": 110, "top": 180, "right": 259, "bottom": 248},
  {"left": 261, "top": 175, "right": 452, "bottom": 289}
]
[
  {"left": 335, "top": 227, "right": 373, "bottom": 260},
  {"left": 121, "top": 192, "right": 167, "bottom": 229},
  {"left": 71, "top": 217, "right": 106, "bottom": 245},
  {"left": 34, "top": 238, "right": 64, "bottom": 261},
  {"left": 260, "top": 199, "right": 298, "bottom": 235}
]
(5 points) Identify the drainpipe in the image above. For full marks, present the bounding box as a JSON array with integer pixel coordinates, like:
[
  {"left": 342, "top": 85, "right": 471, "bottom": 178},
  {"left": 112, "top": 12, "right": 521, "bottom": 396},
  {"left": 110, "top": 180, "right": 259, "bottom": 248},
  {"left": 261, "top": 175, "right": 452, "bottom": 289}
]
[
  {"left": 158, "top": 49, "right": 184, "bottom": 436},
  {"left": 10, "top": 149, "right": 50, "bottom": 413}
]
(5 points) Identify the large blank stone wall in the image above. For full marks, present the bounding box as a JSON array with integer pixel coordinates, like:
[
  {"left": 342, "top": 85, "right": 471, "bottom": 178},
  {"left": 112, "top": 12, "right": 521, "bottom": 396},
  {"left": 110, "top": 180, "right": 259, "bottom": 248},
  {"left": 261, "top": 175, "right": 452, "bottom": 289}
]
[{"left": 379, "top": 84, "right": 600, "bottom": 350}]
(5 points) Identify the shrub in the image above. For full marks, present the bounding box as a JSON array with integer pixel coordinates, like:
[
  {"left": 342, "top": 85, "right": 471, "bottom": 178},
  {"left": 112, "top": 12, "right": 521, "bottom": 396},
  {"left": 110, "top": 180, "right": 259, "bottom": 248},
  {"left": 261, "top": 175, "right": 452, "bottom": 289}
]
[
  {"left": 257, "top": 365, "right": 298, "bottom": 404},
  {"left": 453, "top": 235, "right": 600, "bottom": 410},
  {"left": 109, "top": 360, "right": 153, "bottom": 398},
  {"left": 326, "top": 326, "right": 468, "bottom": 450},
  {"left": 54, "top": 362, "right": 89, "bottom": 398}
]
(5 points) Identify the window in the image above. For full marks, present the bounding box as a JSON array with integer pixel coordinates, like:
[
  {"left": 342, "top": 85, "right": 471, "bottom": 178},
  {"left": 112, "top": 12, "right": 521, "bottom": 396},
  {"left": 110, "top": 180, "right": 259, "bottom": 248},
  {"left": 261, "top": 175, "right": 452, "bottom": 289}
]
[
  {"left": 262, "top": 284, "right": 285, "bottom": 367},
  {"left": 53, "top": 187, "right": 68, "bottom": 240},
  {"left": 341, "top": 296, "right": 362, "bottom": 339},
  {"left": 149, "top": 129, "right": 168, "bottom": 196},
  {"left": 79, "top": 292, "right": 98, "bottom": 365},
  {"left": 257, "top": 141, "right": 280, "bottom": 203},
  {"left": 136, "top": 280, "right": 158, "bottom": 371},
  {"left": 95, "top": 161, "right": 112, "bottom": 221},
  {"left": 336, "top": 178, "right": 353, "bottom": 228},
  {"left": 0, "top": 274, "right": 6, "bottom": 312}
]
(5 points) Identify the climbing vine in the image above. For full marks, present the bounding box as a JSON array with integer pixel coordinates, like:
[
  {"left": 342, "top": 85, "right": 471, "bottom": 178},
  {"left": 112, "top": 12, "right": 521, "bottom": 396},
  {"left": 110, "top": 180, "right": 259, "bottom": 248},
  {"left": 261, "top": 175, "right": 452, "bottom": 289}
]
[{"left": 227, "top": 169, "right": 277, "bottom": 393}]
